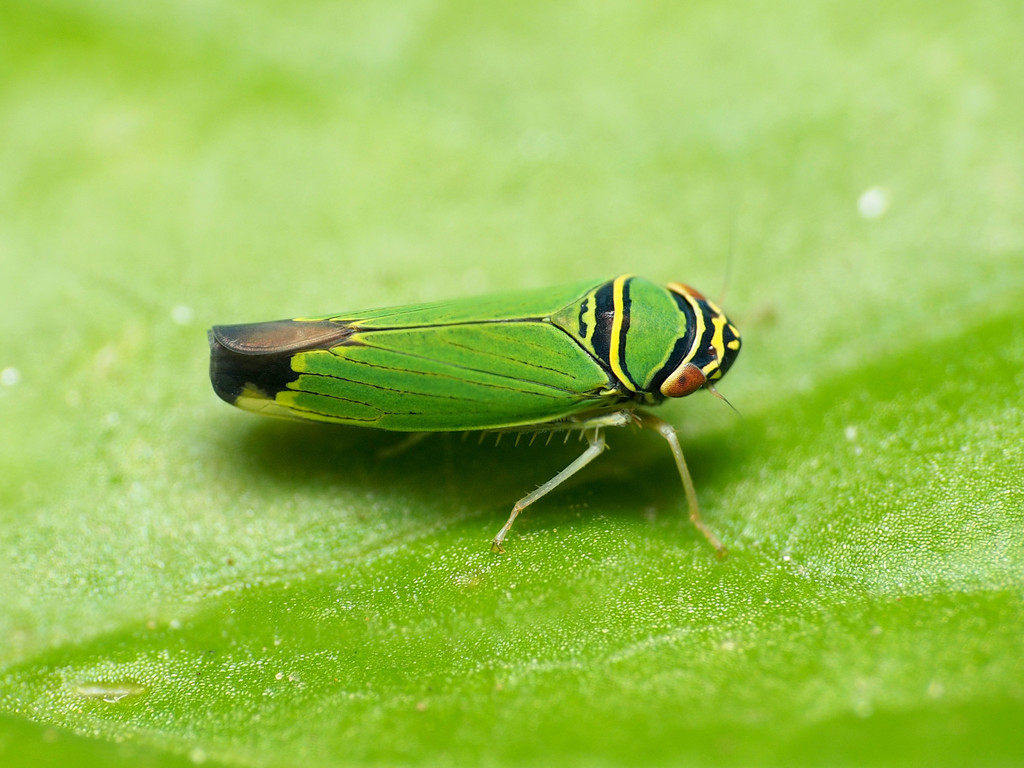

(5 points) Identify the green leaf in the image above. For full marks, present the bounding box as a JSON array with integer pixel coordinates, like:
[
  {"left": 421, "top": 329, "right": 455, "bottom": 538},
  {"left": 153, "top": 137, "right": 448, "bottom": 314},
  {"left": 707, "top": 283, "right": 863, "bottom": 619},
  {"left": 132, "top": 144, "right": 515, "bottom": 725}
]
[{"left": 2, "top": 1, "right": 1022, "bottom": 766}]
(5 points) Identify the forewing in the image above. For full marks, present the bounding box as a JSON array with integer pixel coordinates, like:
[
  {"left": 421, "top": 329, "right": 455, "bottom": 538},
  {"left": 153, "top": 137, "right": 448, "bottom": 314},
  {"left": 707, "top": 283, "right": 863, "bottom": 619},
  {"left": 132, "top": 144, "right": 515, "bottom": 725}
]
[{"left": 281, "top": 320, "right": 615, "bottom": 431}]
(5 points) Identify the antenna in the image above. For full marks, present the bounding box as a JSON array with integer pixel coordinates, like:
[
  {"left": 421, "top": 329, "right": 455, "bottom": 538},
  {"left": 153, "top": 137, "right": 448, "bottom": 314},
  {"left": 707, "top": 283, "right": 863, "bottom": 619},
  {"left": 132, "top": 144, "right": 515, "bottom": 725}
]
[
  {"left": 706, "top": 383, "right": 741, "bottom": 418},
  {"left": 718, "top": 215, "right": 737, "bottom": 306}
]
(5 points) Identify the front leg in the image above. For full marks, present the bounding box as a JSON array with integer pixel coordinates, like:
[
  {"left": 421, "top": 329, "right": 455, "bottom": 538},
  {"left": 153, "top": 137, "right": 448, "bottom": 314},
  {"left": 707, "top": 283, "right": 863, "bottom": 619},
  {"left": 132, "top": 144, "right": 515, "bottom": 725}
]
[{"left": 640, "top": 412, "right": 726, "bottom": 556}]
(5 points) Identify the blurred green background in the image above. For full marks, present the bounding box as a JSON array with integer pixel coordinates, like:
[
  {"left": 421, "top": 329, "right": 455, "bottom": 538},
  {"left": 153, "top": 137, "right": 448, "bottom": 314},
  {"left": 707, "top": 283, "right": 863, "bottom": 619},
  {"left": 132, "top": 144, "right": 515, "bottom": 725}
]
[{"left": 1, "top": 1, "right": 1022, "bottom": 766}]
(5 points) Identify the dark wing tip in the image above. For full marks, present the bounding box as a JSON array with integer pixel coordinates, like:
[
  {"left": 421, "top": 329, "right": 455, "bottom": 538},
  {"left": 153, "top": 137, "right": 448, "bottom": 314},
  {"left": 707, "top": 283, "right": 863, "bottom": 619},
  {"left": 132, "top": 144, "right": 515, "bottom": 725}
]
[
  {"left": 208, "top": 319, "right": 351, "bottom": 405},
  {"left": 208, "top": 331, "right": 281, "bottom": 405}
]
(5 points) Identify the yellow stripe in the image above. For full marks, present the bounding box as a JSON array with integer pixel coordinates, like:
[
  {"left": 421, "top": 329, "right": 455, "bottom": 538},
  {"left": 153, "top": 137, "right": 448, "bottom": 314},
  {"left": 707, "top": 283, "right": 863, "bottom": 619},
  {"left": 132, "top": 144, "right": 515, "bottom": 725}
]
[
  {"left": 608, "top": 274, "right": 636, "bottom": 391},
  {"left": 703, "top": 314, "right": 727, "bottom": 377}
]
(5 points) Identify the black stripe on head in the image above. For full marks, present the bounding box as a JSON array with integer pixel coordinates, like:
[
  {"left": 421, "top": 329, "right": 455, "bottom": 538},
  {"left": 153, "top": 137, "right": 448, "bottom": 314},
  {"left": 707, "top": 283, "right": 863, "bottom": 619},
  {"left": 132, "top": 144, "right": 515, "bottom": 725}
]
[
  {"left": 577, "top": 297, "right": 589, "bottom": 338},
  {"left": 688, "top": 297, "right": 725, "bottom": 377},
  {"left": 591, "top": 280, "right": 615, "bottom": 366}
]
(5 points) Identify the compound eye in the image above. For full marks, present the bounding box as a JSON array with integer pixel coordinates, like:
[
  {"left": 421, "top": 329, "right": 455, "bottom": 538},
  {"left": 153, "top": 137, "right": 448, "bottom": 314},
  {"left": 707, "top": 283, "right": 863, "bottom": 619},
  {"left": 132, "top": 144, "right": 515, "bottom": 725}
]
[{"left": 660, "top": 362, "right": 707, "bottom": 399}]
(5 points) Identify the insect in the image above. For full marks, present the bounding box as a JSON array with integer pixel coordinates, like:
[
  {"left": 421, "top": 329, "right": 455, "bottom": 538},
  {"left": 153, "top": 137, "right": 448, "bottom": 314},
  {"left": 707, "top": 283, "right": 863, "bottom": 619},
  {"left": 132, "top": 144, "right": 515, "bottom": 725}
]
[{"left": 209, "top": 274, "right": 741, "bottom": 553}]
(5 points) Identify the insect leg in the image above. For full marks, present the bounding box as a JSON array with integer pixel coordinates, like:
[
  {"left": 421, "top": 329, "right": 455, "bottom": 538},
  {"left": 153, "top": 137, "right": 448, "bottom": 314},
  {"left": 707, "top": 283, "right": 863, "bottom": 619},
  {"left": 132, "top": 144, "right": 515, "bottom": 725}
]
[
  {"left": 642, "top": 413, "right": 726, "bottom": 556},
  {"left": 491, "top": 428, "right": 608, "bottom": 553},
  {"left": 375, "top": 431, "right": 429, "bottom": 460}
]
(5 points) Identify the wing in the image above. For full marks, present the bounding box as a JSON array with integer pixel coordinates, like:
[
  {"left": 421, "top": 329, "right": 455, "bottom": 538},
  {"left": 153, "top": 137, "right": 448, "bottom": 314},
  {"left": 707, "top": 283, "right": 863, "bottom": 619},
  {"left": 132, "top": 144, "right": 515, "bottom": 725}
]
[
  {"left": 287, "top": 320, "right": 616, "bottom": 430},
  {"left": 210, "top": 285, "right": 622, "bottom": 432}
]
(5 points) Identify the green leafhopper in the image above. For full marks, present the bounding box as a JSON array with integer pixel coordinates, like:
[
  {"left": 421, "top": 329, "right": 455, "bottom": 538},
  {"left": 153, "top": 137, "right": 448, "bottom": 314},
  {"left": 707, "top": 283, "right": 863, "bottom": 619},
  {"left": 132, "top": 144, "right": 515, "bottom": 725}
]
[{"left": 209, "top": 274, "right": 741, "bottom": 553}]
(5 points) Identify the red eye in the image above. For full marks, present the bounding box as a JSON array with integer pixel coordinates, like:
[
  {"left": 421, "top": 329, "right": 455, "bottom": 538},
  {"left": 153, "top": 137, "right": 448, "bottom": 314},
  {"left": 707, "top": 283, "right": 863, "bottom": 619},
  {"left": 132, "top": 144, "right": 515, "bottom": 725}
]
[
  {"left": 682, "top": 284, "right": 707, "bottom": 301},
  {"left": 660, "top": 363, "right": 707, "bottom": 398}
]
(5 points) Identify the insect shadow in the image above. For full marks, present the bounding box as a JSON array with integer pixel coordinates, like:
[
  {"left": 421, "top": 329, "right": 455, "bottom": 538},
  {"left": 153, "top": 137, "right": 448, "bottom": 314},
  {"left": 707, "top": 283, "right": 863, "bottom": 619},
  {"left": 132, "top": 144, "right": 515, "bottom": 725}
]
[{"left": 228, "top": 416, "right": 735, "bottom": 537}]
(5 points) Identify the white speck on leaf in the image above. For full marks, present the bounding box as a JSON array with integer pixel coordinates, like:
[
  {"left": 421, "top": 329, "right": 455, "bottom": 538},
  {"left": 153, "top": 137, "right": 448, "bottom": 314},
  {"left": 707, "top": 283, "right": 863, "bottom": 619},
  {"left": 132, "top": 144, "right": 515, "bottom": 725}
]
[{"left": 858, "top": 187, "right": 890, "bottom": 219}]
